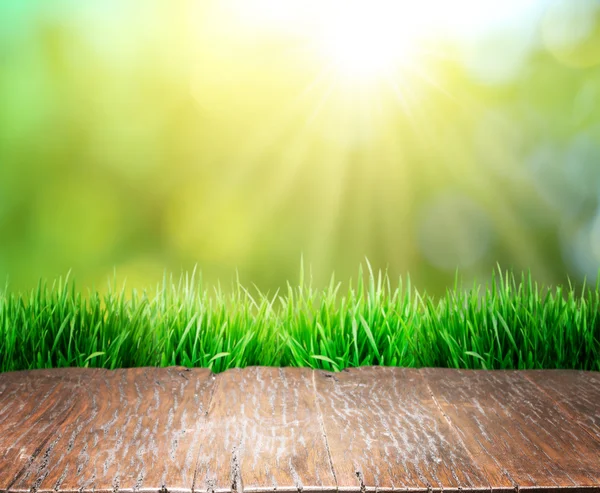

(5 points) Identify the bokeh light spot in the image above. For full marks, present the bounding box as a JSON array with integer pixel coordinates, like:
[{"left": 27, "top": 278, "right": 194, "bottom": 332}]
[
  {"left": 417, "top": 193, "right": 493, "bottom": 271},
  {"left": 542, "top": 0, "right": 600, "bottom": 67},
  {"left": 560, "top": 210, "right": 600, "bottom": 280}
]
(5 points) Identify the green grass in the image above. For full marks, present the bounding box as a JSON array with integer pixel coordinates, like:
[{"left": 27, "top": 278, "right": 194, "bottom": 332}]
[{"left": 1, "top": 265, "right": 599, "bottom": 373}]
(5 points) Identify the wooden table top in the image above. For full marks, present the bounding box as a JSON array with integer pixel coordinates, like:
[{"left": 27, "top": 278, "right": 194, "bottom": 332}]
[{"left": 0, "top": 367, "right": 599, "bottom": 493}]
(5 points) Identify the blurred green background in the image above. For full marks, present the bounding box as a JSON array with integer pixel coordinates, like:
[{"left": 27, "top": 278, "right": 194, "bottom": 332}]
[{"left": 1, "top": 0, "right": 600, "bottom": 294}]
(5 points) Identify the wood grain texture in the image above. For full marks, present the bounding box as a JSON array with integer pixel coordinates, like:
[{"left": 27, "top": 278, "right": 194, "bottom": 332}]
[
  {"left": 314, "top": 366, "right": 491, "bottom": 492},
  {"left": 424, "top": 368, "right": 600, "bottom": 490},
  {"left": 194, "top": 367, "right": 336, "bottom": 493},
  {"left": 8, "top": 367, "right": 215, "bottom": 493},
  {"left": 0, "top": 369, "right": 85, "bottom": 491},
  {"left": 1, "top": 367, "right": 600, "bottom": 493},
  {"left": 522, "top": 370, "right": 600, "bottom": 443}
]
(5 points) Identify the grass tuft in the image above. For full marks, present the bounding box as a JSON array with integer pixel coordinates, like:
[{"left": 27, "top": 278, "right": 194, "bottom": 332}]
[{"left": 1, "top": 266, "right": 599, "bottom": 372}]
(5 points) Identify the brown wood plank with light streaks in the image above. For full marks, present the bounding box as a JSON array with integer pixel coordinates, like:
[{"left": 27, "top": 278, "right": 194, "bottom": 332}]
[
  {"left": 9, "top": 367, "right": 216, "bottom": 493},
  {"left": 424, "top": 368, "right": 600, "bottom": 490},
  {"left": 522, "top": 370, "right": 600, "bottom": 443},
  {"left": 313, "top": 366, "right": 493, "bottom": 492},
  {"left": 0, "top": 369, "right": 87, "bottom": 491},
  {"left": 2, "top": 367, "right": 600, "bottom": 493},
  {"left": 193, "top": 366, "right": 337, "bottom": 493}
]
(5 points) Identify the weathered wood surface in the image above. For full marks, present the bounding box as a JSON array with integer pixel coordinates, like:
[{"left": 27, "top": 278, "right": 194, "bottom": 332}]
[
  {"left": 523, "top": 370, "right": 600, "bottom": 442},
  {"left": 8, "top": 368, "right": 216, "bottom": 493},
  {"left": 424, "top": 368, "right": 600, "bottom": 488},
  {"left": 313, "top": 367, "right": 490, "bottom": 491},
  {"left": 0, "top": 370, "right": 85, "bottom": 491},
  {"left": 194, "top": 367, "right": 336, "bottom": 493},
  {"left": 0, "top": 367, "right": 599, "bottom": 493}
]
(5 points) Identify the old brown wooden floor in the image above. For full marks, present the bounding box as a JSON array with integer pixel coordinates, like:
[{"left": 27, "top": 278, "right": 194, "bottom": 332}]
[{"left": 0, "top": 367, "right": 599, "bottom": 493}]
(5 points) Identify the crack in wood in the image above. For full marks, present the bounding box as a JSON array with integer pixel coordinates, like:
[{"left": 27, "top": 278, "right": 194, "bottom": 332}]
[
  {"left": 311, "top": 371, "right": 338, "bottom": 491},
  {"left": 191, "top": 373, "right": 218, "bottom": 493},
  {"left": 355, "top": 470, "right": 366, "bottom": 493},
  {"left": 231, "top": 446, "right": 244, "bottom": 493},
  {"left": 288, "top": 458, "right": 304, "bottom": 493}
]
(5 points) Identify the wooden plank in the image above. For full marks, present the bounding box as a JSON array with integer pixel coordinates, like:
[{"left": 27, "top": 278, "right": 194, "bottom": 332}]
[
  {"left": 10, "top": 367, "right": 216, "bottom": 493},
  {"left": 424, "top": 368, "right": 600, "bottom": 490},
  {"left": 194, "top": 366, "right": 336, "bottom": 493},
  {"left": 522, "top": 370, "right": 600, "bottom": 442},
  {"left": 0, "top": 369, "right": 85, "bottom": 491},
  {"left": 313, "top": 366, "right": 491, "bottom": 492},
  {"left": 3, "top": 367, "right": 600, "bottom": 493}
]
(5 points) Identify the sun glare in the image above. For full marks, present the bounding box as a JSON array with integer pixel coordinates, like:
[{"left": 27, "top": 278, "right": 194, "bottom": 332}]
[
  {"left": 227, "top": 0, "right": 430, "bottom": 84},
  {"left": 316, "top": 2, "right": 422, "bottom": 83}
]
